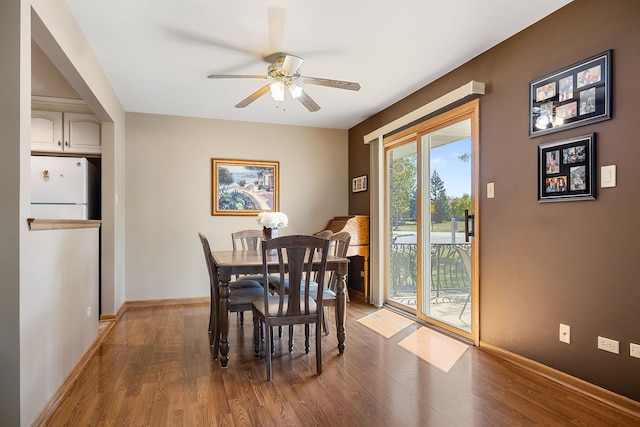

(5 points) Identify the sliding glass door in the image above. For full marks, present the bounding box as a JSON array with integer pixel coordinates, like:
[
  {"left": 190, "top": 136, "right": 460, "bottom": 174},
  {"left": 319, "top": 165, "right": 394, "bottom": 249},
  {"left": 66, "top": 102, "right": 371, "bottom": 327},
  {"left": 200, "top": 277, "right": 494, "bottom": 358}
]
[
  {"left": 384, "top": 101, "right": 478, "bottom": 339},
  {"left": 386, "top": 139, "right": 419, "bottom": 310}
]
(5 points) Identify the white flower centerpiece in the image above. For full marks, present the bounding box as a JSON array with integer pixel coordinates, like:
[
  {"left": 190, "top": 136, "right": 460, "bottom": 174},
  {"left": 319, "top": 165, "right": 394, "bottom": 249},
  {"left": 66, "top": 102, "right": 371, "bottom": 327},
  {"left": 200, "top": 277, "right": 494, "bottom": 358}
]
[{"left": 257, "top": 211, "right": 288, "bottom": 241}]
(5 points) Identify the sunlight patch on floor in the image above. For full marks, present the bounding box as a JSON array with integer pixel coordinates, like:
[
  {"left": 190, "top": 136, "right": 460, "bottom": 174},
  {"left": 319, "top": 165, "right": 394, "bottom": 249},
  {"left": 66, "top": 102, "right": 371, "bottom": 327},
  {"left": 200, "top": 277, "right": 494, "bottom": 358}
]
[
  {"left": 357, "top": 308, "right": 414, "bottom": 338},
  {"left": 398, "top": 327, "right": 469, "bottom": 372}
]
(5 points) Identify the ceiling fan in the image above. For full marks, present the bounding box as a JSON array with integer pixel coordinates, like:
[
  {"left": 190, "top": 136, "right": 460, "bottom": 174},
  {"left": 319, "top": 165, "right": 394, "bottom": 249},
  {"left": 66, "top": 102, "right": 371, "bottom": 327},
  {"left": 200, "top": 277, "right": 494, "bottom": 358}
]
[
  {"left": 175, "top": 5, "right": 360, "bottom": 111},
  {"left": 207, "top": 52, "right": 361, "bottom": 112}
]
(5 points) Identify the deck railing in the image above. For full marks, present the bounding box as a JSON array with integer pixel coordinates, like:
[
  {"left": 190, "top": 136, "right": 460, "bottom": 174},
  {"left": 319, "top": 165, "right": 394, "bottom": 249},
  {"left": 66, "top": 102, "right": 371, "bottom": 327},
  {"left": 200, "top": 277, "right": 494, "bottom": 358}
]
[{"left": 389, "top": 242, "right": 470, "bottom": 297}]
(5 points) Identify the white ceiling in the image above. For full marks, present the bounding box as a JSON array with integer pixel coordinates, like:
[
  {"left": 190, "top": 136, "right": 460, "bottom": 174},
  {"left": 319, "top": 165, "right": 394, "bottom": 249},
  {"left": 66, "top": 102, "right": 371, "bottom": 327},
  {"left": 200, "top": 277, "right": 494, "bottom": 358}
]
[{"left": 64, "top": 0, "right": 572, "bottom": 130}]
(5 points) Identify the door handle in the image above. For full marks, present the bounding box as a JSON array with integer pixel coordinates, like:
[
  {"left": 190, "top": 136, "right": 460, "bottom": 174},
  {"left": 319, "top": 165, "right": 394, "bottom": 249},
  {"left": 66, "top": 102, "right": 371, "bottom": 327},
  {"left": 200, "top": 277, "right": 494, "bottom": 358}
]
[{"left": 464, "top": 209, "right": 475, "bottom": 243}]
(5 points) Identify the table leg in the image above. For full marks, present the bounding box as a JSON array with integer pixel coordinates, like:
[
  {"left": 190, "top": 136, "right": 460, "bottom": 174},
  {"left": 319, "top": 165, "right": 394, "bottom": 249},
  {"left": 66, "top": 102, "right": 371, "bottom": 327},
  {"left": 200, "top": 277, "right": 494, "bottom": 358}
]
[
  {"left": 218, "top": 267, "right": 231, "bottom": 368},
  {"left": 335, "top": 263, "right": 348, "bottom": 354}
]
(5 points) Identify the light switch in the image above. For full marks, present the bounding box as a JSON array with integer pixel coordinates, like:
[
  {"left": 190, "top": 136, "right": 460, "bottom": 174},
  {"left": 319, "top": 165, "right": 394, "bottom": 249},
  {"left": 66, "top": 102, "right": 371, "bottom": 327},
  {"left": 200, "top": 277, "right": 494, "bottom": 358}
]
[
  {"left": 601, "top": 165, "right": 616, "bottom": 188},
  {"left": 487, "top": 182, "right": 495, "bottom": 198}
]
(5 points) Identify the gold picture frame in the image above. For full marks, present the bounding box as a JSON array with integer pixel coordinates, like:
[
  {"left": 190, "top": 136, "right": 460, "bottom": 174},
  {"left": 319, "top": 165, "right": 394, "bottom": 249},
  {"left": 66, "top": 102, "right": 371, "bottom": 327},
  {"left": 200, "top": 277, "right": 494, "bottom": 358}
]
[{"left": 211, "top": 158, "right": 280, "bottom": 216}]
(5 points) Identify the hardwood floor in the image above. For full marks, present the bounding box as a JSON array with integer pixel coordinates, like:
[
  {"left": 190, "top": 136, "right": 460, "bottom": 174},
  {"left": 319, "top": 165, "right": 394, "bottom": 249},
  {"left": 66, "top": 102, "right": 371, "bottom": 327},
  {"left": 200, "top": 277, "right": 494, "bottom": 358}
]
[{"left": 41, "top": 301, "right": 639, "bottom": 426}]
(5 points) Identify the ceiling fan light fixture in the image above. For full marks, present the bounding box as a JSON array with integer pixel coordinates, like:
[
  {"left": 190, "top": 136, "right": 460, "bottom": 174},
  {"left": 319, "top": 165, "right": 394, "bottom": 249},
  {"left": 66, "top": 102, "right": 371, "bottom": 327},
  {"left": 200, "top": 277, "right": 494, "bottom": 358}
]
[
  {"left": 208, "top": 50, "right": 358, "bottom": 111},
  {"left": 288, "top": 82, "right": 303, "bottom": 99},
  {"left": 270, "top": 81, "right": 285, "bottom": 101}
]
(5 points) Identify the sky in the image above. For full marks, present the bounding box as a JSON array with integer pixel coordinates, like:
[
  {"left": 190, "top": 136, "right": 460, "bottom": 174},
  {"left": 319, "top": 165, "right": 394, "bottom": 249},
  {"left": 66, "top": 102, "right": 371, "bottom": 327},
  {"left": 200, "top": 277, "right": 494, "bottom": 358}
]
[{"left": 430, "top": 137, "right": 472, "bottom": 198}]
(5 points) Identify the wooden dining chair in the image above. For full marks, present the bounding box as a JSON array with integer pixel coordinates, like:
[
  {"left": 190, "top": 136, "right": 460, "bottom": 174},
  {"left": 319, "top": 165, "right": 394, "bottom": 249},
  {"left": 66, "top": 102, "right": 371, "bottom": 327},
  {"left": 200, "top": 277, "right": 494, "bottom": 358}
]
[
  {"left": 315, "top": 229, "right": 333, "bottom": 239},
  {"left": 267, "top": 229, "right": 332, "bottom": 293},
  {"left": 232, "top": 229, "right": 264, "bottom": 284},
  {"left": 231, "top": 229, "right": 279, "bottom": 283},
  {"left": 268, "top": 229, "right": 334, "bottom": 340},
  {"left": 231, "top": 229, "right": 263, "bottom": 250},
  {"left": 316, "top": 231, "right": 351, "bottom": 335},
  {"left": 198, "top": 232, "right": 263, "bottom": 360},
  {"left": 270, "top": 230, "right": 350, "bottom": 336},
  {"left": 252, "top": 235, "right": 330, "bottom": 381}
]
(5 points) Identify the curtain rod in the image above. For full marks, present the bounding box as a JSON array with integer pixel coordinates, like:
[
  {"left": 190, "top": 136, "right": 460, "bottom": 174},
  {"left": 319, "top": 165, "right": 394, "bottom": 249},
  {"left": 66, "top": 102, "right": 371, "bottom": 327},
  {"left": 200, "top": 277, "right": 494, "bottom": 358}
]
[{"left": 363, "top": 80, "right": 485, "bottom": 144}]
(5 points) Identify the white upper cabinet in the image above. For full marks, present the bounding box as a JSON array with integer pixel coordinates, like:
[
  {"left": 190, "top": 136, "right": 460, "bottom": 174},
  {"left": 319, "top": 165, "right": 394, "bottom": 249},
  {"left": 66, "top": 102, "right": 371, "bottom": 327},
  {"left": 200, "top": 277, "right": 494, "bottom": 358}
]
[
  {"left": 31, "top": 110, "right": 101, "bottom": 154},
  {"left": 64, "top": 113, "right": 101, "bottom": 154},
  {"left": 31, "top": 110, "right": 63, "bottom": 152}
]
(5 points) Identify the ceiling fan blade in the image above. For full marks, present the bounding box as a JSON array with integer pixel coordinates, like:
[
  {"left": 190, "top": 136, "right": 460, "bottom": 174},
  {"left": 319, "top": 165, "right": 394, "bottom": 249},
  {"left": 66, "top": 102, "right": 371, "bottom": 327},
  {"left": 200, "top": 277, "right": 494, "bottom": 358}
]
[
  {"left": 207, "top": 74, "right": 269, "bottom": 79},
  {"left": 300, "top": 76, "right": 361, "bottom": 91},
  {"left": 297, "top": 90, "right": 321, "bottom": 112},
  {"left": 235, "top": 84, "right": 272, "bottom": 108},
  {"left": 206, "top": 57, "right": 270, "bottom": 76},
  {"left": 282, "top": 55, "right": 304, "bottom": 75},
  {"left": 267, "top": 6, "right": 285, "bottom": 52},
  {"left": 167, "top": 27, "right": 262, "bottom": 60}
]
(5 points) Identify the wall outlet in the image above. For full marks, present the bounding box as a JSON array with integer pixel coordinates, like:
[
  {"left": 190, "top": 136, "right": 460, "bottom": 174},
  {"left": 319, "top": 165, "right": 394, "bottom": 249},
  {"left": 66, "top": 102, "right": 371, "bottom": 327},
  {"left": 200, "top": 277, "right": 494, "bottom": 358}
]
[
  {"left": 597, "top": 336, "right": 619, "bottom": 354},
  {"left": 86, "top": 306, "right": 92, "bottom": 318},
  {"left": 630, "top": 343, "right": 640, "bottom": 359},
  {"left": 559, "top": 323, "right": 570, "bottom": 344}
]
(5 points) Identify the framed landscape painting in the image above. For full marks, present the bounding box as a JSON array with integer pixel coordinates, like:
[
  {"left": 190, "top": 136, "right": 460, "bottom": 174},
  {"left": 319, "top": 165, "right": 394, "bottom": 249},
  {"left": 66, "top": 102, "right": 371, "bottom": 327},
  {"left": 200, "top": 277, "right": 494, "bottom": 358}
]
[{"left": 211, "top": 158, "right": 280, "bottom": 216}]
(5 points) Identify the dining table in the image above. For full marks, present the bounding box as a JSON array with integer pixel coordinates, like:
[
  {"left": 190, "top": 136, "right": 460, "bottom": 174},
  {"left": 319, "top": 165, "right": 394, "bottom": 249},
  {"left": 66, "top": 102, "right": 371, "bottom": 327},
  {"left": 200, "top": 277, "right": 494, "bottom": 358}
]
[{"left": 211, "top": 249, "right": 350, "bottom": 368}]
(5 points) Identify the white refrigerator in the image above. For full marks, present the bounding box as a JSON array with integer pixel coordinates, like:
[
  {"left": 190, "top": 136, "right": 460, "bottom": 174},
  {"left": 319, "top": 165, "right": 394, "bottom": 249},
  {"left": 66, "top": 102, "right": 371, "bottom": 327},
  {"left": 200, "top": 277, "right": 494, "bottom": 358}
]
[{"left": 30, "top": 156, "right": 100, "bottom": 220}]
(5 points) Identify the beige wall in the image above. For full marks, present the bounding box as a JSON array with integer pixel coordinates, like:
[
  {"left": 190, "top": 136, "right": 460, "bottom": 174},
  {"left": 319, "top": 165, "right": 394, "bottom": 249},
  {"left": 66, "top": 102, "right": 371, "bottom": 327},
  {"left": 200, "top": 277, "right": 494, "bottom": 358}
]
[
  {"left": 12, "top": 1, "right": 346, "bottom": 422},
  {"left": 21, "top": 227, "right": 100, "bottom": 420},
  {"left": 3, "top": 0, "right": 127, "bottom": 424},
  {"left": 349, "top": 0, "right": 640, "bottom": 402},
  {"left": 1, "top": 1, "right": 27, "bottom": 425},
  {"left": 31, "top": 40, "right": 78, "bottom": 99},
  {"left": 31, "top": 0, "right": 128, "bottom": 318},
  {"left": 124, "top": 113, "right": 348, "bottom": 300}
]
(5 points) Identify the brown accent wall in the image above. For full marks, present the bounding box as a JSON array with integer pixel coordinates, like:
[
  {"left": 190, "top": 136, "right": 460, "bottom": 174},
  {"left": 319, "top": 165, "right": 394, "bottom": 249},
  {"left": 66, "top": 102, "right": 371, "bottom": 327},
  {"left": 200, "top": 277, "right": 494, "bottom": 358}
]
[{"left": 348, "top": 0, "right": 640, "bottom": 401}]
